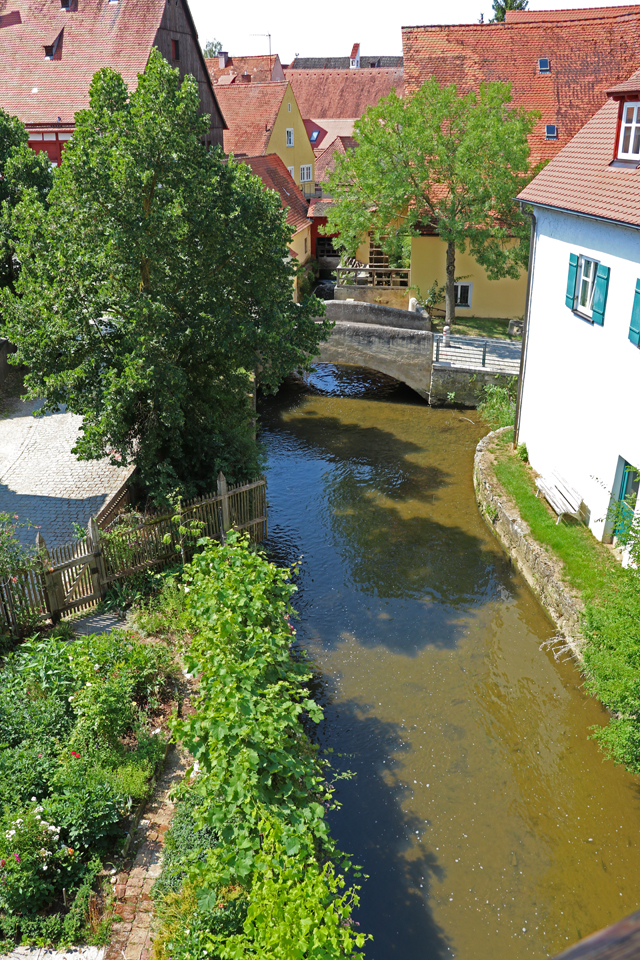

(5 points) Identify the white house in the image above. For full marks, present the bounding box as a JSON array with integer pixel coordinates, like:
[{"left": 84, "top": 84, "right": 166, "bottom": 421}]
[{"left": 515, "top": 66, "right": 640, "bottom": 548}]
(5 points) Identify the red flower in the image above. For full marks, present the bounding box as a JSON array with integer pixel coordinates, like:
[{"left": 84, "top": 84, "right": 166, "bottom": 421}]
[
  {"left": 70, "top": 751, "right": 81, "bottom": 758},
  {"left": 14, "top": 854, "right": 20, "bottom": 863}
]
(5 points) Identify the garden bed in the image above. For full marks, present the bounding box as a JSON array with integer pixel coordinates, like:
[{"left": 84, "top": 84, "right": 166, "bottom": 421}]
[{"left": 0, "top": 627, "right": 177, "bottom": 950}]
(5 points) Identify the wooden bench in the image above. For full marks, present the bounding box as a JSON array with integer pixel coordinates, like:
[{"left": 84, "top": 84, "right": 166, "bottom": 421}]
[{"left": 535, "top": 470, "right": 583, "bottom": 524}]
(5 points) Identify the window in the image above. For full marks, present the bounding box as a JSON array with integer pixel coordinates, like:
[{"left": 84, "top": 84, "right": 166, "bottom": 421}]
[
  {"left": 545, "top": 124, "right": 558, "bottom": 140},
  {"left": 288, "top": 102, "right": 291, "bottom": 112},
  {"left": 310, "top": 130, "right": 320, "bottom": 143},
  {"left": 615, "top": 461, "right": 640, "bottom": 536},
  {"left": 300, "top": 164, "right": 312, "bottom": 182},
  {"left": 60, "top": 0, "right": 71, "bottom": 8},
  {"left": 538, "top": 57, "right": 550, "bottom": 72},
  {"left": 618, "top": 102, "right": 640, "bottom": 159},
  {"left": 566, "top": 252, "right": 609, "bottom": 324},
  {"left": 304, "top": 238, "right": 308, "bottom": 254},
  {"left": 44, "top": 29, "right": 63, "bottom": 59},
  {"left": 286, "top": 128, "right": 294, "bottom": 147},
  {"left": 454, "top": 283, "right": 472, "bottom": 308},
  {"left": 629, "top": 279, "right": 640, "bottom": 346},
  {"left": 287, "top": 166, "right": 294, "bottom": 178},
  {"left": 171, "top": 39, "right": 180, "bottom": 61}
]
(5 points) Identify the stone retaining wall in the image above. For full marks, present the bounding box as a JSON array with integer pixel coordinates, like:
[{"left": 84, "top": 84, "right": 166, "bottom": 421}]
[
  {"left": 473, "top": 427, "right": 584, "bottom": 657},
  {"left": 323, "top": 299, "right": 430, "bottom": 331},
  {"left": 334, "top": 284, "right": 411, "bottom": 311},
  {"left": 430, "top": 366, "right": 515, "bottom": 408}
]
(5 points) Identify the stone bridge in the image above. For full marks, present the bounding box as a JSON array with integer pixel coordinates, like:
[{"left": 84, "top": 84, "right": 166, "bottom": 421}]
[{"left": 314, "top": 301, "right": 519, "bottom": 406}]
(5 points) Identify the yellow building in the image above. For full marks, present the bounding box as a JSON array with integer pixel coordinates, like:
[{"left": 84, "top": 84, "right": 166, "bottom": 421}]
[
  {"left": 409, "top": 237, "right": 527, "bottom": 320},
  {"left": 214, "top": 80, "right": 316, "bottom": 197},
  {"left": 239, "top": 154, "right": 312, "bottom": 302}
]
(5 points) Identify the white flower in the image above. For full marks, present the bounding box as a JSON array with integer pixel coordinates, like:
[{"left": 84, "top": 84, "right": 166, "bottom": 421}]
[
  {"left": 15, "top": 819, "right": 23, "bottom": 826},
  {"left": 48, "top": 826, "right": 57, "bottom": 833},
  {"left": 41, "top": 822, "right": 49, "bottom": 829},
  {"left": 35, "top": 807, "right": 43, "bottom": 814},
  {"left": 5, "top": 831, "right": 15, "bottom": 839},
  {"left": 31, "top": 797, "right": 37, "bottom": 803},
  {"left": 35, "top": 814, "right": 41, "bottom": 820},
  {"left": 42, "top": 865, "right": 48, "bottom": 871}
]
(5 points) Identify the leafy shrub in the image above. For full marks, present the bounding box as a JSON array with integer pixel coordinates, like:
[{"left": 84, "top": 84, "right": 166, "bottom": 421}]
[
  {"left": 517, "top": 442, "right": 528, "bottom": 462},
  {"left": 0, "top": 807, "right": 79, "bottom": 914},
  {"left": 477, "top": 378, "right": 518, "bottom": 430},
  {"left": 43, "top": 760, "right": 125, "bottom": 852},
  {"left": 153, "top": 534, "right": 368, "bottom": 959}
]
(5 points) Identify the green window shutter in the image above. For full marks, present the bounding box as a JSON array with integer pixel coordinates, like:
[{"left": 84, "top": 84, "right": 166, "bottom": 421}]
[
  {"left": 629, "top": 279, "right": 640, "bottom": 346},
  {"left": 592, "top": 264, "right": 610, "bottom": 326},
  {"left": 565, "top": 253, "right": 578, "bottom": 308}
]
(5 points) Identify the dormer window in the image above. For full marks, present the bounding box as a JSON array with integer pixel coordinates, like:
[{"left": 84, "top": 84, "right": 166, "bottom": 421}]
[
  {"left": 310, "top": 130, "right": 319, "bottom": 143},
  {"left": 60, "top": 0, "right": 71, "bottom": 8},
  {"left": 618, "top": 102, "right": 640, "bottom": 159},
  {"left": 545, "top": 124, "right": 558, "bottom": 140},
  {"left": 44, "top": 28, "right": 63, "bottom": 59},
  {"left": 538, "top": 57, "right": 550, "bottom": 73}
]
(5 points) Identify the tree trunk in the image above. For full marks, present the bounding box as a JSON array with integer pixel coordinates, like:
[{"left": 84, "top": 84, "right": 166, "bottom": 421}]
[{"left": 445, "top": 241, "right": 456, "bottom": 326}]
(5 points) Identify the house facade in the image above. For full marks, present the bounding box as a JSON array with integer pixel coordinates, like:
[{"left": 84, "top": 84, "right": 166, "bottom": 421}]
[
  {"left": 401, "top": 5, "right": 640, "bottom": 320},
  {"left": 214, "top": 81, "right": 316, "bottom": 196},
  {"left": 0, "top": 0, "right": 225, "bottom": 163},
  {"left": 516, "top": 68, "right": 640, "bottom": 547}
]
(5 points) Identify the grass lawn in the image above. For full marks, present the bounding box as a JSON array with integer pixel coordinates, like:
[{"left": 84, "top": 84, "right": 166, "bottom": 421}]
[{"left": 430, "top": 316, "right": 521, "bottom": 340}]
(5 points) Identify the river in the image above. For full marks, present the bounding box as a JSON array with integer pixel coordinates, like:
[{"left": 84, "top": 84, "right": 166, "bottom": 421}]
[{"left": 259, "top": 364, "right": 640, "bottom": 960}]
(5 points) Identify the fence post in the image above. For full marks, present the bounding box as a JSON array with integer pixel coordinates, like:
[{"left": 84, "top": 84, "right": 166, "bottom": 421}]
[
  {"left": 482, "top": 341, "right": 487, "bottom": 367},
  {"left": 37, "top": 532, "right": 61, "bottom": 624},
  {"left": 217, "top": 472, "right": 231, "bottom": 533},
  {"left": 87, "top": 517, "right": 107, "bottom": 601}
]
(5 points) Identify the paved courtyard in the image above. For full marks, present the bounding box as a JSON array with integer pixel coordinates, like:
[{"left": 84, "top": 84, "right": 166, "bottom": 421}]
[{"left": 0, "top": 391, "right": 132, "bottom": 547}]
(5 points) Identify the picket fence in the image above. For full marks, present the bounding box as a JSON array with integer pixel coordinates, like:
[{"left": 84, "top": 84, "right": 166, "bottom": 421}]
[{"left": 0, "top": 472, "right": 267, "bottom": 630}]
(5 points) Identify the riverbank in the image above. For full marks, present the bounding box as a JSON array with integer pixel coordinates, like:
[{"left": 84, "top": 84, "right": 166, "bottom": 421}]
[{"left": 474, "top": 426, "right": 640, "bottom": 776}]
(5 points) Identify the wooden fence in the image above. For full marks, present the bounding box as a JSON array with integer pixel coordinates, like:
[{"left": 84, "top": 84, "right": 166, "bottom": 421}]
[{"left": 0, "top": 472, "right": 267, "bottom": 630}]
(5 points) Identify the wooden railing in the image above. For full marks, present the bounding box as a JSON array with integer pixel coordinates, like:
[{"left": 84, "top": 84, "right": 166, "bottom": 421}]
[
  {"left": 336, "top": 265, "right": 410, "bottom": 288},
  {"left": 0, "top": 472, "right": 267, "bottom": 629},
  {"left": 549, "top": 908, "right": 640, "bottom": 959}
]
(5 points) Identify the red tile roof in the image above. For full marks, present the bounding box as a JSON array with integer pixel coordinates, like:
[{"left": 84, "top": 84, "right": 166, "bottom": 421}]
[
  {"left": 402, "top": 12, "right": 640, "bottom": 165},
  {"left": 308, "top": 198, "right": 335, "bottom": 218},
  {"left": 350, "top": 43, "right": 360, "bottom": 59},
  {"left": 283, "top": 67, "right": 403, "bottom": 120},
  {"left": 215, "top": 81, "right": 288, "bottom": 156},
  {"left": 517, "top": 69, "right": 640, "bottom": 228},
  {"left": 505, "top": 4, "right": 640, "bottom": 21},
  {"left": 206, "top": 54, "right": 284, "bottom": 85},
  {"left": 239, "top": 154, "right": 311, "bottom": 235},
  {"left": 0, "top": 0, "right": 170, "bottom": 125},
  {"left": 303, "top": 117, "right": 356, "bottom": 155},
  {"left": 315, "top": 135, "right": 358, "bottom": 181}
]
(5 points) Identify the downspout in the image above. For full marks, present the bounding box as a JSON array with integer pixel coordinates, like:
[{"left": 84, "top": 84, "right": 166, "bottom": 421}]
[{"left": 513, "top": 204, "right": 537, "bottom": 448}]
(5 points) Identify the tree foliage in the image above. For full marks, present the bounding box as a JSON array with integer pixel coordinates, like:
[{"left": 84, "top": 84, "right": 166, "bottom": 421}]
[
  {"left": 491, "top": 0, "right": 528, "bottom": 23},
  {"left": 325, "top": 78, "right": 540, "bottom": 323},
  {"left": 2, "top": 51, "right": 329, "bottom": 502},
  {"left": 202, "top": 39, "right": 223, "bottom": 58}
]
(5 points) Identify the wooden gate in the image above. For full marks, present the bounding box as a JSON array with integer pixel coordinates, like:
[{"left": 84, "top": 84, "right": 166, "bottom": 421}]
[{"left": 38, "top": 517, "right": 107, "bottom": 621}]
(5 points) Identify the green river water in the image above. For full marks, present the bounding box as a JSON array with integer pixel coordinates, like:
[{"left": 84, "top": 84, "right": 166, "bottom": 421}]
[{"left": 259, "top": 364, "right": 640, "bottom": 960}]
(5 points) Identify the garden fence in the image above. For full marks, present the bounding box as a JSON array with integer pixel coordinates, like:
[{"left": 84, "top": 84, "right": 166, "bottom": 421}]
[{"left": 0, "top": 472, "right": 267, "bottom": 630}]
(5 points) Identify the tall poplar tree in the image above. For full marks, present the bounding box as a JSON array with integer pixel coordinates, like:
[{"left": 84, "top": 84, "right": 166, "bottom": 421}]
[
  {"left": 325, "top": 78, "right": 540, "bottom": 324},
  {"left": 2, "top": 51, "right": 330, "bottom": 501}
]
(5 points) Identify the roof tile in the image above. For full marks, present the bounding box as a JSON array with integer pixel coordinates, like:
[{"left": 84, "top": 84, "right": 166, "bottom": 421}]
[
  {"left": 284, "top": 68, "right": 403, "bottom": 120},
  {"left": 239, "top": 153, "right": 311, "bottom": 234},
  {"left": 215, "top": 81, "right": 288, "bottom": 156}
]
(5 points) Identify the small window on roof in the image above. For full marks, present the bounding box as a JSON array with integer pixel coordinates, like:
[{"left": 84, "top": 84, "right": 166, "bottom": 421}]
[
  {"left": 310, "top": 130, "right": 319, "bottom": 143},
  {"left": 44, "top": 29, "right": 63, "bottom": 59},
  {"left": 538, "top": 57, "right": 550, "bottom": 73},
  {"left": 171, "top": 39, "right": 180, "bottom": 61},
  {"left": 545, "top": 124, "right": 558, "bottom": 140},
  {"left": 618, "top": 102, "right": 640, "bottom": 160}
]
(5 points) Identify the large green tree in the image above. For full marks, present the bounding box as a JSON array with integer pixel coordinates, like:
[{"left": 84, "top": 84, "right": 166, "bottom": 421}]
[
  {"left": 3, "top": 50, "right": 330, "bottom": 501},
  {"left": 325, "top": 78, "right": 540, "bottom": 324},
  {"left": 491, "top": 0, "right": 528, "bottom": 23}
]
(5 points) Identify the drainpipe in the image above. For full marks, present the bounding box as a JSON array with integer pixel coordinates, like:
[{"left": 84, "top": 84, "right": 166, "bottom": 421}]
[{"left": 513, "top": 205, "right": 537, "bottom": 448}]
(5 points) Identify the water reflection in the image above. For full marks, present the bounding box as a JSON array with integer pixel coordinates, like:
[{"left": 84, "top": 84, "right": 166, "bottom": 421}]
[{"left": 260, "top": 365, "right": 640, "bottom": 960}]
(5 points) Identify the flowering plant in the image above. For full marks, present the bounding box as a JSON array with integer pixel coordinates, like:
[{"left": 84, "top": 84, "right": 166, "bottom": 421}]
[{"left": 0, "top": 805, "right": 78, "bottom": 914}]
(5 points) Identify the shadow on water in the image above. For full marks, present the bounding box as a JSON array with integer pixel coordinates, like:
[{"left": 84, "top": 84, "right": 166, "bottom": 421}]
[{"left": 304, "top": 665, "right": 452, "bottom": 960}]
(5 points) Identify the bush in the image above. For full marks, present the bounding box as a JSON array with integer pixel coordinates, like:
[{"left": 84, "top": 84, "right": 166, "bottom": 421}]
[
  {"left": 0, "top": 807, "right": 79, "bottom": 914},
  {"left": 477, "top": 378, "right": 518, "bottom": 430},
  {"left": 153, "top": 534, "right": 368, "bottom": 960}
]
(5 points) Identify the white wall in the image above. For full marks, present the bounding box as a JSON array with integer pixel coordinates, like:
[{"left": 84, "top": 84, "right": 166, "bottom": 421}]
[{"left": 518, "top": 207, "right": 640, "bottom": 542}]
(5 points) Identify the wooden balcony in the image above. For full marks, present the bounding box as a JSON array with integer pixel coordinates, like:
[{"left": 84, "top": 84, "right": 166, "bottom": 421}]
[{"left": 336, "top": 264, "right": 410, "bottom": 288}]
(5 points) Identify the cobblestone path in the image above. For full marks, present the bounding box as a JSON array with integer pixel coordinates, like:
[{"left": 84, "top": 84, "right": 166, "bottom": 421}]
[{"left": 0, "top": 394, "right": 132, "bottom": 546}]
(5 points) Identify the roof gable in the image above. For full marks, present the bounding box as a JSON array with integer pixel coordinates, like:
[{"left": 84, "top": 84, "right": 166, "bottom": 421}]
[
  {"left": 206, "top": 54, "right": 285, "bottom": 85},
  {"left": 402, "top": 13, "right": 640, "bottom": 165},
  {"left": 215, "top": 81, "right": 289, "bottom": 156},
  {"left": 239, "top": 153, "right": 310, "bottom": 234},
  {"left": 315, "top": 134, "right": 358, "bottom": 181}
]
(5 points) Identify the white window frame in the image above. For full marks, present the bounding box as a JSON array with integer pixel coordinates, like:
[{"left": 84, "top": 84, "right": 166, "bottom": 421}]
[
  {"left": 618, "top": 102, "right": 640, "bottom": 159},
  {"left": 286, "top": 128, "right": 294, "bottom": 147},
  {"left": 287, "top": 166, "right": 295, "bottom": 179},
  {"left": 300, "top": 164, "right": 312, "bottom": 183},
  {"left": 575, "top": 255, "right": 599, "bottom": 317},
  {"left": 454, "top": 282, "right": 473, "bottom": 308}
]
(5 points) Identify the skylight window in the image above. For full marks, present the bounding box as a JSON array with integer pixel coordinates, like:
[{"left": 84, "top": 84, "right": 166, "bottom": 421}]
[
  {"left": 538, "top": 57, "right": 550, "bottom": 73},
  {"left": 60, "top": 0, "right": 71, "bottom": 8},
  {"left": 618, "top": 102, "right": 640, "bottom": 160},
  {"left": 545, "top": 124, "right": 558, "bottom": 140},
  {"left": 310, "top": 130, "right": 320, "bottom": 143}
]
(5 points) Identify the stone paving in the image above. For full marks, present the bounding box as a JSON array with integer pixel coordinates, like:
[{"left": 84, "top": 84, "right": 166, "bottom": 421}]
[
  {"left": 108, "top": 746, "right": 190, "bottom": 960},
  {"left": 0, "top": 393, "right": 133, "bottom": 546},
  {"left": 8, "top": 949, "right": 105, "bottom": 960}
]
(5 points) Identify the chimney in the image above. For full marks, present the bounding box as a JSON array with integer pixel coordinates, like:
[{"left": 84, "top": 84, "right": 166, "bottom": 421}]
[
  {"left": 240, "top": 71, "right": 251, "bottom": 82},
  {"left": 218, "top": 51, "right": 228, "bottom": 68},
  {"left": 350, "top": 43, "right": 360, "bottom": 69}
]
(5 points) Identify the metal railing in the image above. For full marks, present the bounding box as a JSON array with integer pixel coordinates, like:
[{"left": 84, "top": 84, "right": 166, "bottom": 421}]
[
  {"left": 433, "top": 333, "right": 521, "bottom": 374},
  {"left": 336, "top": 265, "right": 410, "bottom": 287}
]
